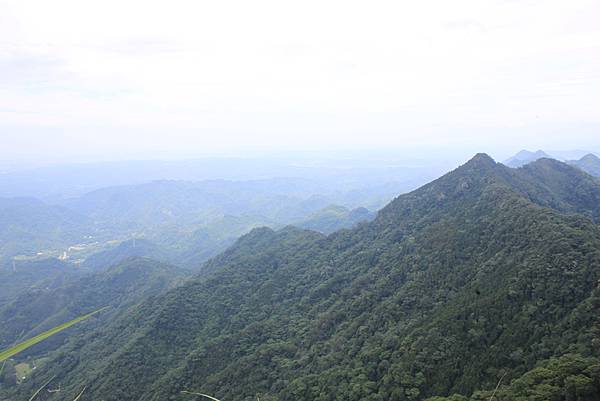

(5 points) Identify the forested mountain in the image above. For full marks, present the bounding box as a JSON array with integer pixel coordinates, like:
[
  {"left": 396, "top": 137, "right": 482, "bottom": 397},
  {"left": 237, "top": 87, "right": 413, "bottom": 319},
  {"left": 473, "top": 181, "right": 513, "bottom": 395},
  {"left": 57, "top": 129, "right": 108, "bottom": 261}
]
[
  {"left": 297, "top": 205, "right": 375, "bottom": 234},
  {"left": 5, "top": 154, "right": 600, "bottom": 401},
  {"left": 503, "top": 150, "right": 553, "bottom": 167},
  {"left": 0, "top": 259, "right": 77, "bottom": 305},
  {"left": 568, "top": 154, "right": 600, "bottom": 178},
  {"left": 428, "top": 354, "right": 600, "bottom": 401},
  {"left": 0, "top": 257, "right": 187, "bottom": 356},
  {"left": 0, "top": 198, "right": 93, "bottom": 264},
  {"left": 503, "top": 150, "right": 600, "bottom": 179},
  {"left": 64, "top": 179, "right": 332, "bottom": 228},
  {"left": 80, "top": 239, "right": 168, "bottom": 270},
  {"left": 0, "top": 178, "right": 380, "bottom": 275}
]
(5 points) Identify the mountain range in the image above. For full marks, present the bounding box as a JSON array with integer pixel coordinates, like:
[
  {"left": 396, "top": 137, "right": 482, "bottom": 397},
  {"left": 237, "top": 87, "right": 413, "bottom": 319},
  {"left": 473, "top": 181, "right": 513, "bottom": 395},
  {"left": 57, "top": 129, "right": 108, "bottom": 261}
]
[
  {"left": 503, "top": 149, "right": 553, "bottom": 168},
  {"left": 4, "top": 153, "right": 599, "bottom": 401},
  {"left": 568, "top": 153, "right": 600, "bottom": 178},
  {"left": 504, "top": 150, "right": 600, "bottom": 178},
  {"left": 0, "top": 178, "right": 377, "bottom": 274}
]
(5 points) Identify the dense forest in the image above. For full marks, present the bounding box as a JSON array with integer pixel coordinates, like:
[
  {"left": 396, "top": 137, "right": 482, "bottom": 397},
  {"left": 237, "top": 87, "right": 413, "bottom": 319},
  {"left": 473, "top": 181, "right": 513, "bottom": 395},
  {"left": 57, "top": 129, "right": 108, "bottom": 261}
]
[{"left": 2, "top": 154, "right": 599, "bottom": 401}]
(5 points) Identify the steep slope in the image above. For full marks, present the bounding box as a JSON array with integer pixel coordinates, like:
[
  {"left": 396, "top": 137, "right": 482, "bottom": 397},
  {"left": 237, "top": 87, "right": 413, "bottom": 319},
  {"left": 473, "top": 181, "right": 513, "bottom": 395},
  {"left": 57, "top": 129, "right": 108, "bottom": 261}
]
[
  {"left": 568, "top": 153, "right": 600, "bottom": 178},
  {"left": 0, "top": 257, "right": 187, "bottom": 354},
  {"left": 504, "top": 149, "right": 553, "bottom": 168},
  {"left": 0, "top": 258, "right": 77, "bottom": 305},
  {"left": 81, "top": 238, "right": 168, "bottom": 270},
  {"left": 9, "top": 154, "right": 600, "bottom": 401}
]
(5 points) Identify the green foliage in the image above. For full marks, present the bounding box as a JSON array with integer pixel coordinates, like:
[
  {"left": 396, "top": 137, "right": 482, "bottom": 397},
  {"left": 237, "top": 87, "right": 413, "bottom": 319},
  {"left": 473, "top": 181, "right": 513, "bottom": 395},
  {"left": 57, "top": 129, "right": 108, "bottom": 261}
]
[
  {"left": 0, "top": 258, "right": 76, "bottom": 304},
  {"left": 0, "top": 257, "right": 188, "bottom": 353},
  {"left": 5, "top": 155, "right": 600, "bottom": 401},
  {"left": 428, "top": 354, "right": 600, "bottom": 401}
]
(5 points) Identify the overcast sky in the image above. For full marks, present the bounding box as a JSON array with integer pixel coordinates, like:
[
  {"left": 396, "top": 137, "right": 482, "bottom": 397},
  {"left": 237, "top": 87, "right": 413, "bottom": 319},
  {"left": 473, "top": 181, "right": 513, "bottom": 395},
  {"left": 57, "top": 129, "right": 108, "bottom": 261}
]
[{"left": 1, "top": 0, "right": 599, "bottom": 164}]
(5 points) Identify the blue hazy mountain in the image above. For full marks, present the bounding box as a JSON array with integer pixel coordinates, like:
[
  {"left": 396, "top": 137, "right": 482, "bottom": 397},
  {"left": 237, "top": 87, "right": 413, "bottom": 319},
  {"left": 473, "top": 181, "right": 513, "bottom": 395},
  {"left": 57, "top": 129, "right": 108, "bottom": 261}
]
[
  {"left": 567, "top": 153, "right": 600, "bottom": 178},
  {"left": 503, "top": 149, "right": 553, "bottom": 167}
]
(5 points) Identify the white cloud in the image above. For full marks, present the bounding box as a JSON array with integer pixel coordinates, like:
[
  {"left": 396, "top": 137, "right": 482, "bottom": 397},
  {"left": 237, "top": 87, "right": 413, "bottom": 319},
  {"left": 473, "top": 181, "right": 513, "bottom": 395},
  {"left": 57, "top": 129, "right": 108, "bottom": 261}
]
[{"left": 0, "top": 0, "right": 599, "bottom": 161}]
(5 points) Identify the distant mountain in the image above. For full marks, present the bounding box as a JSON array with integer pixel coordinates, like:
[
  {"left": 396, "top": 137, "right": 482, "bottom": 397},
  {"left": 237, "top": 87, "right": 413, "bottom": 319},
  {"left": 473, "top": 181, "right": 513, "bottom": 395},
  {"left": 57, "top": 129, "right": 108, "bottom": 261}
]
[
  {"left": 64, "top": 179, "right": 332, "bottom": 228},
  {"left": 297, "top": 205, "right": 375, "bottom": 234},
  {"left": 11, "top": 154, "right": 600, "bottom": 401},
  {"left": 0, "top": 157, "right": 453, "bottom": 203},
  {"left": 503, "top": 149, "right": 553, "bottom": 167},
  {"left": 548, "top": 149, "right": 597, "bottom": 161},
  {"left": 0, "top": 258, "right": 77, "bottom": 305},
  {"left": 81, "top": 238, "right": 168, "bottom": 270},
  {"left": 567, "top": 153, "right": 600, "bottom": 178},
  {"left": 0, "top": 197, "right": 93, "bottom": 263},
  {"left": 89, "top": 215, "right": 281, "bottom": 270},
  {"left": 169, "top": 214, "right": 281, "bottom": 269}
]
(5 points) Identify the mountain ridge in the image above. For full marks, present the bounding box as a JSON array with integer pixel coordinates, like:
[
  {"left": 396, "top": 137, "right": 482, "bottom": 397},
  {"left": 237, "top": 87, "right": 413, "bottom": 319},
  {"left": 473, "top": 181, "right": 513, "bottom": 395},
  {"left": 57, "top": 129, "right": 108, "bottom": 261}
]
[
  {"left": 503, "top": 149, "right": 552, "bottom": 168},
  {"left": 6, "top": 154, "right": 600, "bottom": 401}
]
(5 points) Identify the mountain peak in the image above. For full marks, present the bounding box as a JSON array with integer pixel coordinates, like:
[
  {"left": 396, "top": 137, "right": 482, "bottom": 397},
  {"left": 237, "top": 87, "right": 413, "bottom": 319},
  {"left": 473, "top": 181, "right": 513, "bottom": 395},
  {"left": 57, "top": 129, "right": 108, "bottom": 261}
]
[
  {"left": 567, "top": 153, "right": 600, "bottom": 178},
  {"left": 515, "top": 149, "right": 549, "bottom": 158},
  {"left": 464, "top": 153, "right": 496, "bottom": 168},
  {"left": 581, "top": 153, "right": 600, "bottom": 162},
  {"left": 504, "top": 149, "right": 553, "bottom": 168}
]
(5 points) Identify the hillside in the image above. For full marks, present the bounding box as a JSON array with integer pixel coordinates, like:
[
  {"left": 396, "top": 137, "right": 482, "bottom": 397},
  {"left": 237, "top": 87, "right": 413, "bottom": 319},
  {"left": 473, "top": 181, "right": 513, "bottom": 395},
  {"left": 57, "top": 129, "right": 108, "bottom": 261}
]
[
  {"left": 0, "top": 258, "right": 187, "bottom": 356},
  {"left": 568, "top": 154, "right": 600, "bottom": 178},
  {"left": 5, "top": 154, "right": 600, "bottom": 401},
  {"left": 428, "top": 354, "right": 600, "bottom": 401},
  {"left": 0, "top": 258, "right": 77, "bottom": 305},
  {"left": 297, "top": 205, "right": 375, "bottom": 234},
  {"left": 0, "top": 198, "right": 93, "bottom": 263},
  {"left": 81, "top": 239, "right": 168, "bottom": 270}
]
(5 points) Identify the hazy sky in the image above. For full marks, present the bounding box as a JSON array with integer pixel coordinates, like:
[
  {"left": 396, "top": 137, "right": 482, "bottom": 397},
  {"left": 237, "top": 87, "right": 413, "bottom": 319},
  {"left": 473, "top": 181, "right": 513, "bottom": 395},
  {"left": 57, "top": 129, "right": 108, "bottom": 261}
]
[{"left": 1, "top": 0, "right": 599, "bottom": 163}]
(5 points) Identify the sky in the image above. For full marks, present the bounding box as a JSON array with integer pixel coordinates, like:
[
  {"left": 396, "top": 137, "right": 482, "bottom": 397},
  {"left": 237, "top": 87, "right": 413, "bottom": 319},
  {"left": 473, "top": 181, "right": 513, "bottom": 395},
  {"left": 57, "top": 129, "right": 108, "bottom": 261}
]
[{"left": 1, "top": 0, "right": 599, "bottom": 164}]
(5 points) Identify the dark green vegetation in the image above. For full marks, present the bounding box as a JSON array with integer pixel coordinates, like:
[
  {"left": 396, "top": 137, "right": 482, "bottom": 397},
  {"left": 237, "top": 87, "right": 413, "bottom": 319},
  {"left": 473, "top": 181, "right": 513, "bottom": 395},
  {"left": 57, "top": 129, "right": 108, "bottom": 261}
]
[
  {"left": 0, "top": 258, "right": 187, "bottom": 357},
  {"left": 0, "top": 259, "right": 77, "bottom": 304},
  {"left": 428, "top": 354, "right": 600, "bottom": 401},
  {"left": 3, "top": 154, "right": 599, "bottom": 401}
]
